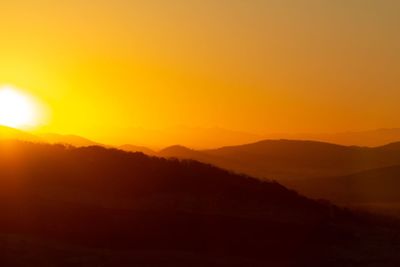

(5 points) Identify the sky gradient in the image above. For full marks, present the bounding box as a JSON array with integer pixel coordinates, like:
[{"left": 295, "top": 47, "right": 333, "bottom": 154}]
[{"left": 0, "top": 0, "right": 399, "bottom": 146}]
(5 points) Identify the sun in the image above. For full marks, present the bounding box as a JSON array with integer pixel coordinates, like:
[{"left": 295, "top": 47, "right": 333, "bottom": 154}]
[{"left": 0, "top": 86, "right": 42, "bottom": 129}]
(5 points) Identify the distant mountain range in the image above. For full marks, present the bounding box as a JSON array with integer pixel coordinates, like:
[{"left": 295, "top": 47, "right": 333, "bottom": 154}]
[
  {"left": 103, "top": 126, "right": 264, "bottom": 149},
  {"left": 159, "top": 140, "right": 400, "bottom": 211},
  {"left": 5, "top": 125, "right": 400, "bottom": 149},
  {"left": 5, "top": 125, "right": 400, "bottom": 211},
  {"left": 39, "top": 133, "right": 103, "bottom": 147},
  {"left": 118, "top": 144, "right": 156, "bottom": 155},
  {"left": 264, "top": 128, "right": 400, "bottom": 147},
  {"left": 159, "top": 139, "right": 400, "bottom": 179},
  {"left": 91, "top": 126, "right": 400, "bottom": 148},
  {"left": 0, "top": 125, "right": 40, "bottom": 142}
]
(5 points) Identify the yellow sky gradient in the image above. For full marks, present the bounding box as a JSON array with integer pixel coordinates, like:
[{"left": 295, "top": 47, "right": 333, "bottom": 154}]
[{"left": 0, "top": 0, "right": 399, "bottom": 146}]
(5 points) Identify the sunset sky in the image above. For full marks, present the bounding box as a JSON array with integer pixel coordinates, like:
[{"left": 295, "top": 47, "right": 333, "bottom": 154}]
[{"left": 0, "top": 0, "right": 399, "bottom": 146}]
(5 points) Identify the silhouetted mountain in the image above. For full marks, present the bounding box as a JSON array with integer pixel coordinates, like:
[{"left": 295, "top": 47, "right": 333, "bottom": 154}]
[
  {"left": 115, "top": 127, "right": 400, "bottom": 149},
  {"left": 159, "top": 139, "right": 400, "bottom": 180},
  {"left": 265, "top": 128, "right": 400, "bottom": 147},
  {"left": 0, "top": 125, "right": 41, "bottom": 142},
  {"left": 40, "top": 133, "right": 103, "bottom": 147},
  {"left": 377, "top": 141, "right": 400, "bottom": 151},
  {"left": 119, "top": 144, "right": 155, "bottom": 155},
  {"left": 0, "top": 141, "right": 325, "bottom": 223},
  {"left": 108, "top": 126, "right": 264, "bottom": 149},
  {"left": 161, "top": 126, "right": 263, "bottom": 149},
  {"left": 324, "top": 128, "right": 400, "bottom": 147},
  {"left": 158, "top": 139, "right": 400, "bottom": 215},
  {"left": 160, "top": 145, "right": 205, "bottom": 158},
  {"left": 0, "top": 127, "right": 153, "bottom": 154},
  {"left": 0, "top": 141, "right": 398, "bottom": 266},
  {"left": 0, "top": 127, "right": 103, "bottom": 148}
]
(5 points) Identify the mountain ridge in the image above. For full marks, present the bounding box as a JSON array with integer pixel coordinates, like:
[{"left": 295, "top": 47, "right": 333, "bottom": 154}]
[{"left": 0, "top": 140, "right": 399, "bottom": 266}]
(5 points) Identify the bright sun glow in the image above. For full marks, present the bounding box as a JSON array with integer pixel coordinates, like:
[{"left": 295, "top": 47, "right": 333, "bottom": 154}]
[{"left": 0, "top": 86, "right": 42, "bottom": 129}]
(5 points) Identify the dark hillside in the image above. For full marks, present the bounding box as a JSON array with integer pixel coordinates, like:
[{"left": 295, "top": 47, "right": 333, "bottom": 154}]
[{"left": 0, "top": 141, "right": 399, "bottom": 266}]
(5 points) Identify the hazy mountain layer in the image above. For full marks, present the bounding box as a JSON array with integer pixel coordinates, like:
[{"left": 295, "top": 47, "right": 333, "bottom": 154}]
[{"left": 160, "top": 140, "right": 400, "bottom": 180}]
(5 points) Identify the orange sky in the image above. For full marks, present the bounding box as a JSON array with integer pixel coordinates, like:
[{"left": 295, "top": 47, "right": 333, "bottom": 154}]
[{"left": 0, "top": 1, "right": 399, "bottom": 146}]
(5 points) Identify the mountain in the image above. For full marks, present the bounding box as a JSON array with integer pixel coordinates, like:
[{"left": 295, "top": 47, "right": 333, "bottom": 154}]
[
  {"left": 0, "top": 127, "right": 155, "bottom": 154},
  {"left": 0, "top": 140, "right": 398, "bottom": 266},
  {"left": 42, "top": 134, "right": 157, "bottom": 154},
  {"left": 159, "top": 145, "right": 206, "bottom": 158},
  {"left": 119, "top": 144, "right": 155, "bottom": 155},
  {"left": 160, "top": 126, "right": 263, "bottom": 149},
  {"left": 160, "top": 139, "right": 400, "bottom": 180},
  {"left": 106, "top": 126, "right": 263, "bottom": 149},
  {"left": 0, "top": 125, "right": 41, "bottom": 142},
  {"left": 0, "top": 141, "right": 325, "bottom": 223},
  {"left": 265, "top": 128, "right": 400, "bottom": 147},
  {"left": 321, "top": 128, "right": 400, "bottom": 147},
  {"left": 158, "top": 139, "right": 400, "bottom": 214},
  {"left": 40, "top": 133, "right": 103, "bottom": 147},
  {"left": 109, "top": 127, "right": 400, "bottom": 149},
  {"left": 378, "top": 141, "right": 400, "bottom": 151}
]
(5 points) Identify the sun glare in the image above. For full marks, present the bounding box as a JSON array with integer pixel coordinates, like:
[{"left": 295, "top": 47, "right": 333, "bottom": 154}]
[{"left": 0, "top": 86, "right": 43, "bottom": 129}]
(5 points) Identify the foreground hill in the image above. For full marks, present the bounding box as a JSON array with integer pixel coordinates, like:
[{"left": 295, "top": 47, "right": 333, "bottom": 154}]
[
  {"left": 1, "top": 141, "right": 399, "bottom": 266},
  {"left": 0, "top": 141, "right": 327, "bottom": 224}
]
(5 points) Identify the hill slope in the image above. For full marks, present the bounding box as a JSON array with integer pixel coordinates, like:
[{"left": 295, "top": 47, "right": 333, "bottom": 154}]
[
  {"left": 0, "top": 141, "right": 325, "bottom": 222},
  {"left": 0, "top": 141, "right": 399, "bottom": 266}
]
